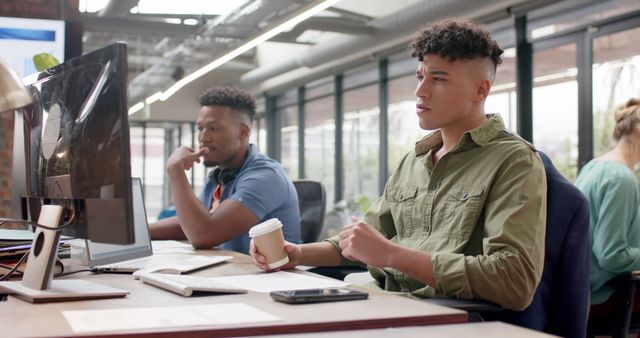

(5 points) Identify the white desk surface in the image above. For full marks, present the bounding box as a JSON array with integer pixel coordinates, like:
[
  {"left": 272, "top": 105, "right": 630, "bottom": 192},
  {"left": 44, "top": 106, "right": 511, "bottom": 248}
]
[
  {"left": 0, "top": 250, "right": 467, "bottom": 338},
  {"left": 249, "top": 322, "right": 560, "bottom": 338}
]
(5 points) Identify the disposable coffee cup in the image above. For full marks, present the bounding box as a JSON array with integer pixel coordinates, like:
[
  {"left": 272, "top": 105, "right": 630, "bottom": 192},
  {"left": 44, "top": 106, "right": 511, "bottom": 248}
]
[{"left": 249, "top": 218, "right": 289, "bottom": 269}]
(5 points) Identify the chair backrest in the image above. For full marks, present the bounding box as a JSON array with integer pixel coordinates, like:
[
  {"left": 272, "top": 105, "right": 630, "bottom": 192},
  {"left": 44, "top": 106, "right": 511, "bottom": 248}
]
[
  {"left": 293, "top": 180, "right": 327, "bottom": 243},
  {"left": 587, "top": 273, "right": 640, "bottom": 337},
  {"left": 495, "top": 151, "right": 591, "bottom": 338}
]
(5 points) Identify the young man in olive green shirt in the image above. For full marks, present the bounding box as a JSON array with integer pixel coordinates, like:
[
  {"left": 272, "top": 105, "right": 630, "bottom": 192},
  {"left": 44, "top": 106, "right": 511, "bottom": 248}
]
[{"left": 250, "top": 19, "right": 547, "bottom": 311}]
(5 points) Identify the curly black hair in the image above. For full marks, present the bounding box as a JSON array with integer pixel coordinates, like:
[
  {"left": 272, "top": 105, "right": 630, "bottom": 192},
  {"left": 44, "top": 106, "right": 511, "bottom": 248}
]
[
  {"left": 198, "top": 86, "right": 256, "bottom": 122},
  {"left": 410, "top": 19, "right": 503, "bottom": 69}
]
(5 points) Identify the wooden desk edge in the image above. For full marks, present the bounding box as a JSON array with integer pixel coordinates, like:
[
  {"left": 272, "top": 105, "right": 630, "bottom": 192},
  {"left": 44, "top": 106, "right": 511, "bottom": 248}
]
[{"left": 52, "top": 311, "right": 468, "bottom": 338}]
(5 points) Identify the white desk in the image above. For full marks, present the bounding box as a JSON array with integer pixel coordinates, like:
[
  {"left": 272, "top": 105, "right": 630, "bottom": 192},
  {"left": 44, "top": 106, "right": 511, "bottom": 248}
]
[
  {"left": 0, "top": 250, "right": 467, "bottom": 337},
  {"left": 249, "top": 322, "right": 560, "bottom": 338}
]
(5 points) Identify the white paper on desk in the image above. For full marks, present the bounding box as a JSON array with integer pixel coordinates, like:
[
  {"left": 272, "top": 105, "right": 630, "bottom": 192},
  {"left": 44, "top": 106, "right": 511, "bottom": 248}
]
[
  {"left": 63, "top": 302, "right": 280, "bottom": 333},
  {"left": 210, "top": 271, "right": 350, "bottom": 293},
  {"left": 151, "top": 240, "right": 195, "bottom": 254}
]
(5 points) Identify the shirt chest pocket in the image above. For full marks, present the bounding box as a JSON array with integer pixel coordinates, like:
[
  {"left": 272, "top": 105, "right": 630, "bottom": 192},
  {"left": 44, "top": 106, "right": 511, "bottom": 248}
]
[
  {"left": 388, "top": 186, "right": 419, "bottom": 237},
  {"left": 441, "top": 186, "right": 485, "bottom": 239}
]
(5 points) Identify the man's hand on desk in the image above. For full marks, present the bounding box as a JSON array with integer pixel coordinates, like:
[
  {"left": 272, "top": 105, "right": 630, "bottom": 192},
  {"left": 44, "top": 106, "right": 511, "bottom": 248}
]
[{"left": 250, "top": 240, "right": 301, "bottom": 271}]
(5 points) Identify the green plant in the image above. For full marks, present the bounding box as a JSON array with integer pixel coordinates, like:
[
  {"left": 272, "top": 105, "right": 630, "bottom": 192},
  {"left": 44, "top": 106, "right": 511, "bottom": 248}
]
[{"left": 33, "top": 53, "right": 60, "bottom": 71}]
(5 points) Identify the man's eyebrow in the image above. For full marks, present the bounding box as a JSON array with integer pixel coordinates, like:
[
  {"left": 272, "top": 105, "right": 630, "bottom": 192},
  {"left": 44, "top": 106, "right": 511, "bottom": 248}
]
[
  {"left": 416, "top": 69, "right": 450, "bottom": 76},
  {"left": 429, "top": 70, "right": 450, "bottom": 75},
  {"left": 197, "top": 119, "right": 216, "bottom": 126}
]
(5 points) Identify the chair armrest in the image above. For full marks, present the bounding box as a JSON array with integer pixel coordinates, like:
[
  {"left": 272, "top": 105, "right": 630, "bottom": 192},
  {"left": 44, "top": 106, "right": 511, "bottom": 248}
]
[
  {"left": 422, "top": 298, "right": 503, "bottom": 312},
  {"left": 307, "top": 266, "right": 368, "bottom": 281}
]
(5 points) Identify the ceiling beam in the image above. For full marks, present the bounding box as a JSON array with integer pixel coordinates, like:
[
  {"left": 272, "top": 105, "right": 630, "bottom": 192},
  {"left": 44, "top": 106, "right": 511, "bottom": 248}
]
[
  {"left": 81, "top": 16, "right": 200, "bottom": 37},
  {"left": 274, "top": 16, "right": 374, "bottom": 42}
]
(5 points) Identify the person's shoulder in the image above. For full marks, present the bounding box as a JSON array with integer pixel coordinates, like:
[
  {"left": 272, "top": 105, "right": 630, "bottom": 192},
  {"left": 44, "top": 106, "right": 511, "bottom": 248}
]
[
  {"left": 244, "top": 151, "right": 282, "bottom": 172},
  {"left": 239, "top": 153, "right": 291, "bottom": 184},
  {"left": 487, "top": 129, "right": 540, "bottom": 164},
  {"left": 493, "top": 129, "right": 536, "bottom": 150},
  {"left": 578, "top": 160, "right": 637, "bottom": 193},
  {"left": 597, "top": 161, "right": 637, "bottom": 184}
]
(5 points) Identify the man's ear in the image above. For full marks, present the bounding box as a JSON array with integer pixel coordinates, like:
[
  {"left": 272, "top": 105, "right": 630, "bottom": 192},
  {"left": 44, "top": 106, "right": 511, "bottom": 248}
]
[
  {"left": 239, "top": 122, "right": 251, "bottom": 141},
  {"left": 474, "top": 79, "right": 491, "bottom": 102}
]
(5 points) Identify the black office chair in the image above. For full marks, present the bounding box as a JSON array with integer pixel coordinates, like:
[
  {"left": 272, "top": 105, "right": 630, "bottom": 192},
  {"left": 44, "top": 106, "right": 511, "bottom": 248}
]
[
  {"left": 293, "top": 180, "right": 326, "bottom": 243},
  {"left": 423, "top": 151, "right": 591, "bottom": 338},
  {"left": 587, "top": 273, "right": 640, "bottom": 338}
]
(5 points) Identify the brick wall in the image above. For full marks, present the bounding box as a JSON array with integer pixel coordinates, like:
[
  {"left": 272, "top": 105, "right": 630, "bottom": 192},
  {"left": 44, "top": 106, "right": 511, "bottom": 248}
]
[{"left": 0, "top": 113, "right": 13, "bottom": 217}]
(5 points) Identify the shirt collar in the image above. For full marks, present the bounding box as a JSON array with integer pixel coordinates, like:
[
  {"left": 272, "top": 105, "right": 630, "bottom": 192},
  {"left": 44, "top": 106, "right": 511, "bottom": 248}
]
[
  {"left": 237, "top": 144, "right": 256, "bottom": 173},
  {"left": 415, "top": 114, "right": 505, "bottom": 156}
]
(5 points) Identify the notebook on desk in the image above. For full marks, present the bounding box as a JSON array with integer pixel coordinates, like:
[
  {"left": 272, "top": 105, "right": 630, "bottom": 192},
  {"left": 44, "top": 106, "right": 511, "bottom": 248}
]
[{"left": 88, "top": 178, "right": 232, "bottom": 273}]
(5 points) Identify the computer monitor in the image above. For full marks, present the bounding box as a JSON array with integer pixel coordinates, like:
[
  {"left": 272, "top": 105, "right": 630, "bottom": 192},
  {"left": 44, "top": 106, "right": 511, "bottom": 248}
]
[
  {"left": 12, "top": 42, "right": 134, "bottom": 245},
  {"left": 0, "top": 43, "right": 133, "bottom": 302}
]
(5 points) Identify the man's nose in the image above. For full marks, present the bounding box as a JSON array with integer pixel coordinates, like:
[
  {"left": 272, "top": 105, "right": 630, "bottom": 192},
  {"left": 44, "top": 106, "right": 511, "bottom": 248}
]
[
  {"left": 198, "top": 130, "right": 209, "bottom": 142},
  {"left": 415, "top": 80, "right": 430, "bottom": 98}
]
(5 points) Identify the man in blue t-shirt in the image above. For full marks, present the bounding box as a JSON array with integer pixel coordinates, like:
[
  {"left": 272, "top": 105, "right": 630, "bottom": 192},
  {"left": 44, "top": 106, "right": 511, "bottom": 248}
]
[{"left": 149, "top": 86, "right": 301, "bottom": 253}]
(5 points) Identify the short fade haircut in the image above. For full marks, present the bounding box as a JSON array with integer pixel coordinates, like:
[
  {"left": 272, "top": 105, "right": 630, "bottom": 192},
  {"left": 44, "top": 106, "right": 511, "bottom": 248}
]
[
  {"left": 410, "top": 19, "right": 503, "bottom": 72},
  {"left": 198, "top": 86, "right": 256, "bottom": 122}
]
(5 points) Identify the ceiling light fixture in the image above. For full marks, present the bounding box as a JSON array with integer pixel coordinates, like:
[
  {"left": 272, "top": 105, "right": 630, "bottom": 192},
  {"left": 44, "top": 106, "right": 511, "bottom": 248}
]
[
  {"left": 129, "top": 0, "right": 341, "bottom": 116},
  {"left": 128, "top": 102, "right": 144, "bottom": 115},
  {"left": 155, "top": 0, "right": 342, "bottom": 103}
]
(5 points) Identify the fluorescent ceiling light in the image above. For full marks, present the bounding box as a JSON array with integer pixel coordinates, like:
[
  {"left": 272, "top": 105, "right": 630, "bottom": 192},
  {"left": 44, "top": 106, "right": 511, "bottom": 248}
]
[
  {"left": 154, "top": 0, "right": 342, "bottom": 102},
  {"left": 145, "top": 91, "right": 163, "bottom": 105},
  {"left": 78, "top": 0, "right": 110, "bottom": 13},
  {"left": 183, "top": 18, "right": 199, "bottom": 26},
  {"left": 128, "top": 101, "right": 144, "bottom": 115}
]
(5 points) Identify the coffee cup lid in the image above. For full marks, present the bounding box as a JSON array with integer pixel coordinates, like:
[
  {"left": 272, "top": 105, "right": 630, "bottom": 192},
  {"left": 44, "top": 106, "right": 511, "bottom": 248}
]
[{"left": 249, "top": 218, "right": 283, "bottom": 237}]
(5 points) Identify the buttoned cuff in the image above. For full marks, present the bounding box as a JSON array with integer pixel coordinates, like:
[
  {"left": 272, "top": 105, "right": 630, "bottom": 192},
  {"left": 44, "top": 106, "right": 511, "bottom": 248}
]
[
  {"left": 431, "top": 252, "right": 474, "bottom": 299},
  {"left": 324, "top": 236, "right": 352, "bottom": 266}
]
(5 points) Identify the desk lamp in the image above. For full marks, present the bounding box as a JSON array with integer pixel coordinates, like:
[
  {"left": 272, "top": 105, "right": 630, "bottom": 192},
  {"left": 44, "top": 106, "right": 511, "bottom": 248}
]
[{"left": 0, "top": 58, "right": 31, "bottom": 113}]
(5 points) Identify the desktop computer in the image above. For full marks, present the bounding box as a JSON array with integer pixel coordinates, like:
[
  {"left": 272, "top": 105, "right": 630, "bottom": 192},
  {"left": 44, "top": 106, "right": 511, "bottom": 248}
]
[{"left": 1, "top": 42, "right": 135, "bottom": 302}]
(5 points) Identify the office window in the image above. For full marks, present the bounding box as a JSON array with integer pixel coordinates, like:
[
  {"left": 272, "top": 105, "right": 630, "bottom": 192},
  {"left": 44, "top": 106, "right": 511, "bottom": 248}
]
[
  {"left": 343, "top": 84, "right": 379, "bottom": 210},
  {"left": 304, "top": 96, "right": 335, "bottom": 206},
  {"left": 533, "top": 43, "right": 579, "bottom": 180},
  {"left": 143, "top": 127, "right": 166, "bottom": 221},
  {"left": 279, "top": 105, "right": 299, "bottom": 179},
  {"left": 528, "top": 0, "right": 640, "bottom": 40},
  {"left": 129, "top": 126, "right": 144, "bottom": 180},
  {"left": 344, "top": 63, "right": 378, "bottom": 89},
  {"left": 253, "top": 97, "right": 267, "bottom": 153},
  {"left": 306, "top": 77, "right": 334, "bottom": 100},
  {"left": 254, "top": 116, "right": 267, "bottom": 154},
  {"left": 486, "top": 47, "right": 517, "bottom": 130},
  {"left": 179, "top": 123, "right": 194, "bottom": 185},
  {"left": 387, "top": 74, "right": 426, "bottom": 174},
  {"left": 593, "top": 25, "right": 640, "bottom": 157}
]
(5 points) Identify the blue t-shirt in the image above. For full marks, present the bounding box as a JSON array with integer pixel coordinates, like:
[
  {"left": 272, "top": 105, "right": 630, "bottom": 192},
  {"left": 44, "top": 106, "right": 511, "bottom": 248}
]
[{"left": 198, "top": 144, "right": 301, "bottom": 253}]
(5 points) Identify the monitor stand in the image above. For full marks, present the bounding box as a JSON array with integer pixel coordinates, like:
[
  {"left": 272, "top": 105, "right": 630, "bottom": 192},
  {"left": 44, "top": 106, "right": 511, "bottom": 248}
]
[{"left": 0, "top": 205, "right": 128, "bottom": 303}]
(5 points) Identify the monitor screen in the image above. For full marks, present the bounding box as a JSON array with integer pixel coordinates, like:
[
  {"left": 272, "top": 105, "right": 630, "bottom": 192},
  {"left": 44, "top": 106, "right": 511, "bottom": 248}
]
[
  {"left": 12, "top": 42, "right": 134, "bottom": 244},
  {"left": 0, "top": 16, "right": 65, "bottom": 77}
]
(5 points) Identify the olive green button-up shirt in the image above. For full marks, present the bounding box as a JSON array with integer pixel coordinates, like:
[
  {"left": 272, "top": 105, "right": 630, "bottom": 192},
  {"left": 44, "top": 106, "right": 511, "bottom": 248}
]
[{"left": 327, "top": 114, "right": 546, "bottom": 311}]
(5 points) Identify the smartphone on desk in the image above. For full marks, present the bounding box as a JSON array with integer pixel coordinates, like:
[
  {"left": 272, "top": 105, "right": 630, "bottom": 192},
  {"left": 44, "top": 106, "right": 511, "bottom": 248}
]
[{"left": 270, "top": 287, "right": 368, "bottom": 304}]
